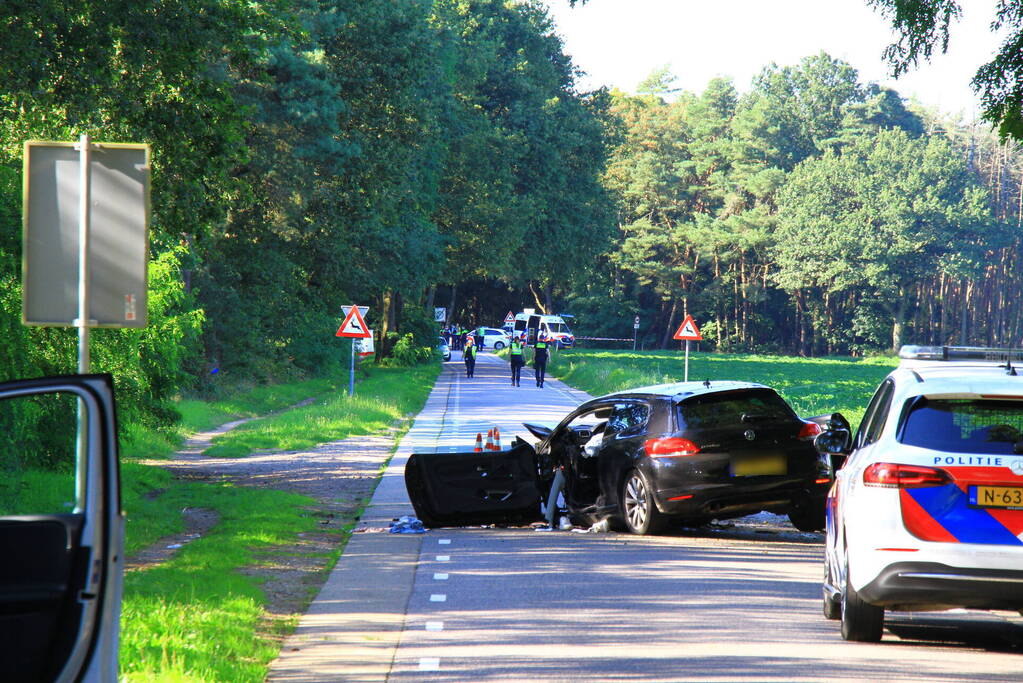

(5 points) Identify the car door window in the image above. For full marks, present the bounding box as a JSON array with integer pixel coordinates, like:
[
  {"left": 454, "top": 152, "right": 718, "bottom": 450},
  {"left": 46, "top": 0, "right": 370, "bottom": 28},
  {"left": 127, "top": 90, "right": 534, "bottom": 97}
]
[
  {"left": 606, "top": 402, "right": 650, "bottom": 437},
  {"left": 0, "top": 377, "right": 122, "bottom": 682},
  {"left": 853, "top": 379, "right": 894, "bottom": 452}
]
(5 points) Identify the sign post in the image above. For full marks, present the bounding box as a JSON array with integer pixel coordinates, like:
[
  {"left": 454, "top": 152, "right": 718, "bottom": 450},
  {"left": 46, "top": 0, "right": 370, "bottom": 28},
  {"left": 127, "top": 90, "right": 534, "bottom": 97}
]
[
  {"left": 337, "top": 305, "right": 371, "bottom": 396},
  {"left": 24, "top": 135, "right": 151, "bottom": 504},
  {"left": 672, "top": 314, "right": 703, "bottom": 382},
  {"left": 633, "top": 315, "right": 640, "bottom": 351}
]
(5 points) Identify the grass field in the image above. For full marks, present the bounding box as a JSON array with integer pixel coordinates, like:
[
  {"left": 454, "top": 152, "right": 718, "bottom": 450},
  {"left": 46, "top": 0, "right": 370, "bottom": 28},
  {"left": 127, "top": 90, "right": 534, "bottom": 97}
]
[
  {"left": 117, "top": 362, "right": 440, "bottom": 681},
  {"left": 548, "top": 349, "right": 897, "bottom": 428}
]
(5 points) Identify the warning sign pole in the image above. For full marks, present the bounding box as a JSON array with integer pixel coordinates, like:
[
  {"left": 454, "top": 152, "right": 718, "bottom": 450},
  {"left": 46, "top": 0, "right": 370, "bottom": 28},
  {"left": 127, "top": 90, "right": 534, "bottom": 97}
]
[
  {"left": 337, "top": 305, "right": 371, "bottom": 396},
  {"left": 671, "top": 314, "right": 703, "bottom": 382}
]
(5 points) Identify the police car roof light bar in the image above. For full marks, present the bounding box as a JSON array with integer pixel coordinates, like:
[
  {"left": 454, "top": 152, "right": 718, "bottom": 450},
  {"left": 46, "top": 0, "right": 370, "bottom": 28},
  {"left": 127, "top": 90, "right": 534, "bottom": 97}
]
[{"left": 899, "top": 345, "right": 1023, "bottom": 363}]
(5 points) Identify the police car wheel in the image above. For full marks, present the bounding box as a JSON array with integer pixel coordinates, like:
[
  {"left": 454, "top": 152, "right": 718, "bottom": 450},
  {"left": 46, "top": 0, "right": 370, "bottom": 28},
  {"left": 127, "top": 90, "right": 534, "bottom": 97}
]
[
  {"left": 840, "top": 562, "right": 884, "bottom": 642},
  {"left": 823, "top": 562, "right": 840, "bottom": 620},
  {"left": 494, "top": 341, "right": 505, "bottom": 350},
  {"left": 823, "top": 589, "right": 841, "bottom": 620}
]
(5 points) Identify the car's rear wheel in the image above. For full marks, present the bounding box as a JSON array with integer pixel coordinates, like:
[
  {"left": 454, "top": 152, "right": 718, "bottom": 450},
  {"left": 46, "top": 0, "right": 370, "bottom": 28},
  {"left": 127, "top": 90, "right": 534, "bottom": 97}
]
[
  {"left": 620, "top": 470, "right": 666, "bottom": 535},
  {"left": 494, "top": 341, "right": 505, "bottom": 350},
  {"left": 788, "top": 497, "right": 825, "bottom": 532},
  {"left": 841, "top": 561, "right": 883, "bottom": 641}
]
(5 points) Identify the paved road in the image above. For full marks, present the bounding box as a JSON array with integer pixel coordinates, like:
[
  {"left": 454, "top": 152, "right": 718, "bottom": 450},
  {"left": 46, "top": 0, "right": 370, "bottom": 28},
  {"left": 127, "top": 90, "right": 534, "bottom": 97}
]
[{"left": 271, "top": 351, "right": 1023, "bottom": 682}]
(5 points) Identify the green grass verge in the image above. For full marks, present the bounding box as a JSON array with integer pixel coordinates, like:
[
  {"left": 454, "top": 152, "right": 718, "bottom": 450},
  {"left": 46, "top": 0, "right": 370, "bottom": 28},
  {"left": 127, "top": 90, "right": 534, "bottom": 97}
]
[
  {"left": 120, "top": 481, "right": 324, "bottom": 681},
  {"left": 117, "top": 362, "right": 440, "bottom": 681},
  {"left": 547, "top": 349, "right": 897, "bottom": 428},
  {"left": 203, "top": 365, "right": 440, "bottom": 458}
]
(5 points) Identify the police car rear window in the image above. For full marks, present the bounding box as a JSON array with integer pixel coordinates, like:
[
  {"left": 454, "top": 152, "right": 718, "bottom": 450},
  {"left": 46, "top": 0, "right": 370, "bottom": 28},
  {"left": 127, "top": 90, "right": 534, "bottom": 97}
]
[
  {"left": 899, "top": 398, "right": 1023, "bottom": 455},
  {"left": 676, "top": 389, "right": 796, "bottom": 431}
]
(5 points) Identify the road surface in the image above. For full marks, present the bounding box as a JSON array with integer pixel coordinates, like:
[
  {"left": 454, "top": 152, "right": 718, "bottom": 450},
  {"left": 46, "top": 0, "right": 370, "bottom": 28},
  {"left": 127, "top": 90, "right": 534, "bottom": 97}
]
[{"left": 270, "top": 351, "right": 1023, "bottom": 682}]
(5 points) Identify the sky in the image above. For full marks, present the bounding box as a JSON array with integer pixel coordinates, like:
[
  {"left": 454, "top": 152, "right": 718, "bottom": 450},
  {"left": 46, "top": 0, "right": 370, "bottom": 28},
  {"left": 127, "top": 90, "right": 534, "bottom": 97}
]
[{"left": 541, "top": 0, "right": 1003, "bottom": 120}]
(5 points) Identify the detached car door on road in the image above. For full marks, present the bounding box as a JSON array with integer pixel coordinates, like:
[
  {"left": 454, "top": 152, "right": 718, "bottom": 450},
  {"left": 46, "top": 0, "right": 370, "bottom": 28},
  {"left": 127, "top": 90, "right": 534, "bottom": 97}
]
[{"left": 0, "top": 374, "right": 123, "bottom": 683}]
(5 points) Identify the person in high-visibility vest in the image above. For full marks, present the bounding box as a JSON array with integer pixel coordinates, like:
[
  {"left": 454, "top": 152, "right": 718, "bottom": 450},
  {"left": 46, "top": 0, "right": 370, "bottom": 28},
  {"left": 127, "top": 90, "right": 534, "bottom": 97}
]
[
  {"left": 508, "top": 336, "right": 525, "bottom": 386},
  {"left": 463, "top": 335, "right": 477, "bottom": 378},
  {"left": 532, "top": 334, "right": 551, "bottom": 388}
]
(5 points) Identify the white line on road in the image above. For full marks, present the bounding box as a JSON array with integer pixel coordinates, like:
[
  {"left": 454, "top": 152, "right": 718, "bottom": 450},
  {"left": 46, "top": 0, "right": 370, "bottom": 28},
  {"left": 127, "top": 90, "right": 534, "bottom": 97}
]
[
  {"left": 425, "top": 621, "right": 444, "bottom": 631},
  {"left": 430, "top": 594, "right": 447, "bottom": 602},
  {"left": 436, "top": 555, "right": 449, "bottom": 561},
  {"left": 438, "top": 539, "right": 451, "bottom": 544},
  {"left": 419, "top": 658, "right": 440, "bottom": 671},
  {"left": 434, "top": 573, "right": 448, "bottom": 580}
]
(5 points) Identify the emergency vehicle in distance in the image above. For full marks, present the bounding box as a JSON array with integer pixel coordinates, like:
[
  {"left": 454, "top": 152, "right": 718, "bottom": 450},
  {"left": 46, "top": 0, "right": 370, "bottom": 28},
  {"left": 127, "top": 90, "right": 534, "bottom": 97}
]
[
  {"left": 507, "top": 311, "right": 575, "bottom": 348},
  {"left": 816, "top": 345, "right": 1023, "bottom": 642}
]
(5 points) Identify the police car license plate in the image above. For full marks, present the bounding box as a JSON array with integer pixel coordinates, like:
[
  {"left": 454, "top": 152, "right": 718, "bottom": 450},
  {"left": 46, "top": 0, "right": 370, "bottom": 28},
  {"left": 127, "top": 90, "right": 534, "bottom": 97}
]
[
  {"left": 969, "top": 485, "right": 1023, "bottom": 510},
  {"left": 731, "top": 454, "right": 786, "bottom": 477}
]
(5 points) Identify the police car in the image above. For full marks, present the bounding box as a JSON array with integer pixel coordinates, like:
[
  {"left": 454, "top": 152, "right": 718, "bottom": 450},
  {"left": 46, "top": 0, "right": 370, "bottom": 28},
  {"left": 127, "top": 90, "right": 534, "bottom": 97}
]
[{"left": 818, "top": 346, "right": 1023, "bottom": 641}]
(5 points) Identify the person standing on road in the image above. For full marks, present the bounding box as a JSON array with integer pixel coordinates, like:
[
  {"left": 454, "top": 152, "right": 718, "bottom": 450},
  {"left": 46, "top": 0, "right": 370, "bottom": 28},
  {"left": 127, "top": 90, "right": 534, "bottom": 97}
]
[
  {"left": 508, "top": 336, "right": 525, "bottom": 386},
  {"left": 532, "top": 334, "right": 551, "bottom": 388},
  {"left": 463, "top": 335, "right": 477, "bottom": 378}
]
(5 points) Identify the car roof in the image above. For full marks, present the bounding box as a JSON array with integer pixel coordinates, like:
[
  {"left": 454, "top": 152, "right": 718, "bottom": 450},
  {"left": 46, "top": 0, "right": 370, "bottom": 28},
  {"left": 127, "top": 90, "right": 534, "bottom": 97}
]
[
  {"left": 598, "top": 380, "right": 769, "bottom": 401},
  {"left": 889, "top": 364, "right": 1023, "bottom": 397}
]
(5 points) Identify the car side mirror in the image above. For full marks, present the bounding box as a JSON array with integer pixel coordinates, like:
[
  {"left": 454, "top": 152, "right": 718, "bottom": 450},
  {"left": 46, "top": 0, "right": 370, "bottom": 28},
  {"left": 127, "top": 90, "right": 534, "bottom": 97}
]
[{"left": 814, "top": 412, "right": 852, "bottom": 458}]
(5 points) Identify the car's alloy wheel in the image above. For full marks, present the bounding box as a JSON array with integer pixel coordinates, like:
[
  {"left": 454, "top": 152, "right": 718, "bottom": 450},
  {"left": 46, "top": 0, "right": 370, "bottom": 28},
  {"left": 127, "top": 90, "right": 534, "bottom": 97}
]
[
  {"left": 494, "top": 341, "right": 505, "bottom": 350},
  {"left": 840, "top": 560, "right": 884, "bottom": 641},
  {"left": 621, "top": 470, "right": 666, "bottom": 535}
]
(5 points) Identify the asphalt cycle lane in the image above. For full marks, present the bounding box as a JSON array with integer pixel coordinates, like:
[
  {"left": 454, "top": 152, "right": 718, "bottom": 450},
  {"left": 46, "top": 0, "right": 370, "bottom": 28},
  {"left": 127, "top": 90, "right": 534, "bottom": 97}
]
[{"left": 272, "top": 350, "right": 1023, "bottom": 682}]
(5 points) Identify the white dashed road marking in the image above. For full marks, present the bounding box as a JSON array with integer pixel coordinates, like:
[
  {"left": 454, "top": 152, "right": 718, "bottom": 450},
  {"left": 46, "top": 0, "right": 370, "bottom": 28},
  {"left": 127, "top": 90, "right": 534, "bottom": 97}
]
[
  {"left": 430, "top": 594, "right": 447, "bottom": 602},
  {"left": 436, "top": 555, "right": 450, "bottom": 562},
  {"left": 419, "top": 658, "right": 440, "bottom": 671},
  {"left": 434, "top": 573, "right": 448, "bottom": 580},
  {"left": 425, "top": 621, "right": 444, "bottom": 632}
]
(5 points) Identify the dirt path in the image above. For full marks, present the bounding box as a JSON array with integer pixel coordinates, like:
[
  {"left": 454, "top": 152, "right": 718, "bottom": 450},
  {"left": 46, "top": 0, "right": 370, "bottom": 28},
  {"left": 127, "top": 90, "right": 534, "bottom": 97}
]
[{"left": 130, "top": 403, "right": 408, "bottom": 621}]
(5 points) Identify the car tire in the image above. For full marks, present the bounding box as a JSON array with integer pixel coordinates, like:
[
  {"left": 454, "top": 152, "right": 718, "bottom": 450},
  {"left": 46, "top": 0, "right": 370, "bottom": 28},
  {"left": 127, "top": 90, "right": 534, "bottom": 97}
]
[
  {"left": 788, "top": 497, "right": 825, "bottom": 532},
  {"left": 620, "top": 469, "right": 667, "bottom": 535},
  {"left": 494, "top": 341, "right": 505, "bottom": 350},
  {"left": 823, "top": 561, "right": 840, "bottom": 620},
  {"left": 841, "top": 561, "right": 884, "bottom": 642}
]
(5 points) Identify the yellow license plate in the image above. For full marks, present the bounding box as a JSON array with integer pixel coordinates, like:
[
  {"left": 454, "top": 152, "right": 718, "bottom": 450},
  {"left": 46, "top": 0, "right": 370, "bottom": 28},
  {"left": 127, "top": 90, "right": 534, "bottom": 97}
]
[
  {"left": 731, "top": 455, "right": 786, "bottom": 477},
  {"left": 970, "top": 485, "right": 1023, "bottom": 509}
]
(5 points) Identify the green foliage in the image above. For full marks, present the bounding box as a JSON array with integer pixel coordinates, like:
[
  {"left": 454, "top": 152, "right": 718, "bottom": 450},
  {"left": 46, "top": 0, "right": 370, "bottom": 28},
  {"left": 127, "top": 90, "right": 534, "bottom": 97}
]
[{"left": 203, "top": 364, "right": 439, "bottom": 458}]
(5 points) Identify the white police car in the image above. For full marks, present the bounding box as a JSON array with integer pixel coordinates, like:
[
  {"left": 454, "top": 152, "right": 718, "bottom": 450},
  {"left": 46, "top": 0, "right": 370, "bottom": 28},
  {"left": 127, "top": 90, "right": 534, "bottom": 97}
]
[{"left": 818, "top": 346, "right": 1023, "bottom": 641}]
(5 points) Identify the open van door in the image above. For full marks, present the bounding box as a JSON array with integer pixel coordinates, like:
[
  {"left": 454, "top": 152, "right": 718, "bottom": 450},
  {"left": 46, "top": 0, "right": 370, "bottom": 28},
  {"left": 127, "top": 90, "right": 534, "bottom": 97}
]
[
  {"left": 0, "top": 374, "right": 123, "bottom": 682},
  {"left": 405, "top": 440, "right": 544, "bottom": 528}
]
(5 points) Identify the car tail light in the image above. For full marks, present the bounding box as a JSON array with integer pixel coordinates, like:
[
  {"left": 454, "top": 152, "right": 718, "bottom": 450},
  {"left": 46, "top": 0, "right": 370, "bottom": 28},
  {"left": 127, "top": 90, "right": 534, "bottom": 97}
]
[
  {"left": 797, "top": 421, "right": 822, "bottom": 440},
  {"left": 645, "top": 437, "right": 700, "bottom": 458},
  {"left": 863, "top": 463, "right": 951, "bottom": 488}
]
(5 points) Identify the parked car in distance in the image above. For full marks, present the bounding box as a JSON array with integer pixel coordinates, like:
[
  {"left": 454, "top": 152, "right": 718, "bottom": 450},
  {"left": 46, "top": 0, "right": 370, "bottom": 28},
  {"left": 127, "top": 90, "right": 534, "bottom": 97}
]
[
  {"left": 477, "top": 327, "right": 511, "bottom": 350},
  {"left": 818, "top": 345, "right": 1023, "bottom": 642},
  {"left": 405, "top": 380, "right": 831, "bottom": 535},
  {"left": 437, "top": 337, "right": 451, "bottom": 361}
]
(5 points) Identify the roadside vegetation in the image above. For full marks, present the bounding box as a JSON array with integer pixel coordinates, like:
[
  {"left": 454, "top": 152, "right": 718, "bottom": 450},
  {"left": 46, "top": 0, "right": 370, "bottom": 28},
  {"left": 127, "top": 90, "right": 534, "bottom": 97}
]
[
  {"left": 116, "top": 363, "right": 439, "bottom": 681},
  {"left": 549, "top": 349, "right": 896, "bottom": 427}
]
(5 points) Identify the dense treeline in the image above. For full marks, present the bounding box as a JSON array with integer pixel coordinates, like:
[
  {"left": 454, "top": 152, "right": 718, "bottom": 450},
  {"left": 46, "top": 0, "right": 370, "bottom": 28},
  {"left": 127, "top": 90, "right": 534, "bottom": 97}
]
[
  {"left": 3, "top": 1, "right": 1023, "bottom": 444},
  {"left": 0, "top": 0, "right": 611, "bottom": 433},
  {"left": 576, "top": 54, "right": 1022, "bottom": 356}
]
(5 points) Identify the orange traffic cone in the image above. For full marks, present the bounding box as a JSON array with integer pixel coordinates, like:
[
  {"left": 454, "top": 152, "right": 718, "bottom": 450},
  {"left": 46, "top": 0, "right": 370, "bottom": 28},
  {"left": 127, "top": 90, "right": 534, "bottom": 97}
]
[
  {"left": 474, "top": 432, "right": 483, "bottom": 452},
  {"left": 485, "top": 428, "right": 495, "bottom": 451},
  {"left": 493, "top": 426, "right": 501, "bottom": 450}
]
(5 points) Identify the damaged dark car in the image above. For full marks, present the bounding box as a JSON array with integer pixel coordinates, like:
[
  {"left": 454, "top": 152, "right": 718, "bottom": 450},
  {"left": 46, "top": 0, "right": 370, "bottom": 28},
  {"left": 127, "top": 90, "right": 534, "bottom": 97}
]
[{"left": 405, "top": 381, "right": 834, "bottom": 535}]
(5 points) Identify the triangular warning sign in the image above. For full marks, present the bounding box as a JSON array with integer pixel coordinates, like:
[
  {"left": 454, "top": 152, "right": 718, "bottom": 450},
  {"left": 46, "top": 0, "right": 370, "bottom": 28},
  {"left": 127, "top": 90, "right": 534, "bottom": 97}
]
[
  {"left": 336, "top": 306, "right": 372, "bottom": 338},
  {"left": 504, "top": 310, "right": 515, "bottom": 324},
  {"left": 673, "top": 314, "right": 702, "bottom": 341}
]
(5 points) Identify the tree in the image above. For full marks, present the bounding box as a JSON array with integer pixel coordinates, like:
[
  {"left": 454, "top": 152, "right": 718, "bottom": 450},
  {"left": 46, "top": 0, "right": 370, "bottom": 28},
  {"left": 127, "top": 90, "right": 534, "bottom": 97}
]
[
  {"left": 773, "top": 128, "right": 1002, "bottom": 350},
  {"left": 868, "top": 0, "right": 1023, "bottom": 140}
]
